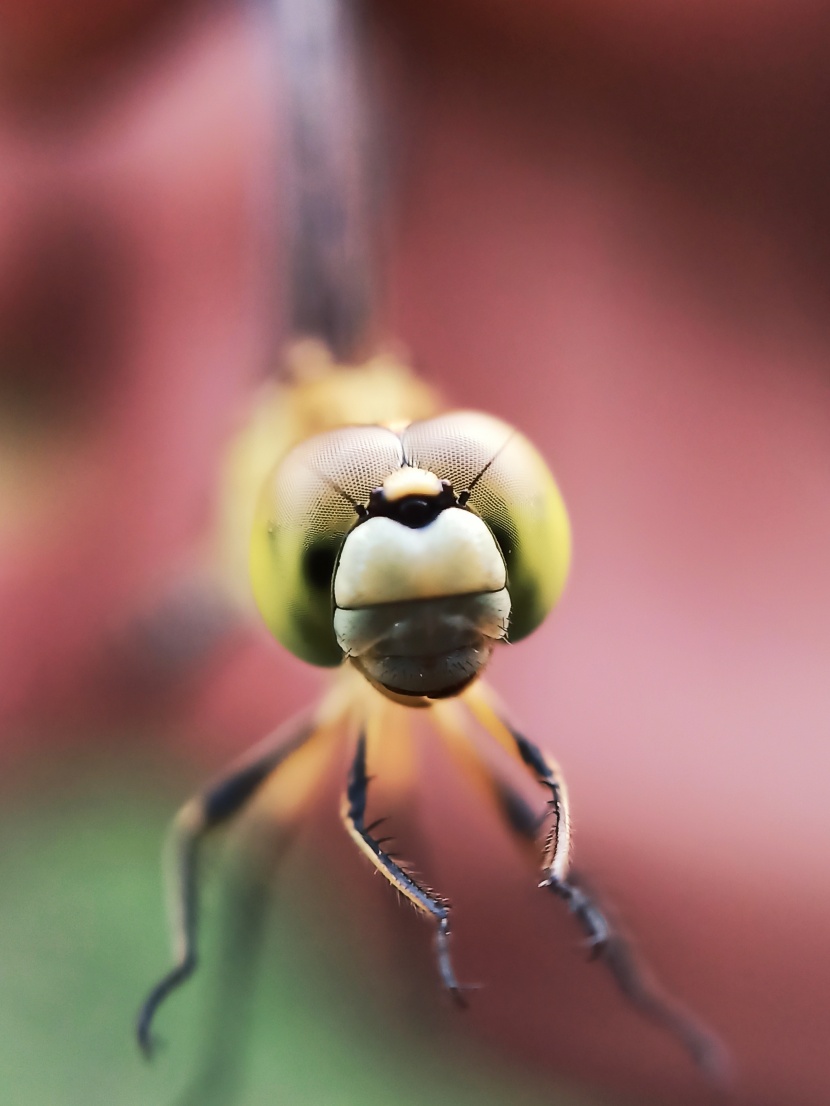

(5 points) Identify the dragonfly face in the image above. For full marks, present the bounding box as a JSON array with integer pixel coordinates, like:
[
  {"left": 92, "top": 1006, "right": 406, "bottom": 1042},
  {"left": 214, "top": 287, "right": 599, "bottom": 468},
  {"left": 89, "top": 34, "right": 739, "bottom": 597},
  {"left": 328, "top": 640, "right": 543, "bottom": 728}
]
[
  {"left": 333, "top": 467, "right": 511, "bottom": 698},
  {"left": 250, "top": 410, "right": 571, "bottom": 700}
]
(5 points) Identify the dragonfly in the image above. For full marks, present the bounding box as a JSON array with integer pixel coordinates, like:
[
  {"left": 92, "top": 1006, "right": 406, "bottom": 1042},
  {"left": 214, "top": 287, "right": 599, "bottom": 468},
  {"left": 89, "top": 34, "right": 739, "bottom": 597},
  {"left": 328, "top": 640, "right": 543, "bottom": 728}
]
[
  {"left": 136, "top": 340, "right": 725, "bottom": 1079},
  {"left": 136, "top": 0, "right": 726, "bottom": 1078}
]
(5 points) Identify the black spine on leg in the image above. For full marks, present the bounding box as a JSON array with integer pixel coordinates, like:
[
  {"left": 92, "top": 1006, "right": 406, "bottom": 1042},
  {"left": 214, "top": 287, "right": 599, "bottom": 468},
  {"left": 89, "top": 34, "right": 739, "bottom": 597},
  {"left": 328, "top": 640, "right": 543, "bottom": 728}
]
[
  {"left": 343, "top": 734, "right": 466, "bottom": 1001},
  {"left": 345, "top": 733, "right": 369, "bottom": 832}
]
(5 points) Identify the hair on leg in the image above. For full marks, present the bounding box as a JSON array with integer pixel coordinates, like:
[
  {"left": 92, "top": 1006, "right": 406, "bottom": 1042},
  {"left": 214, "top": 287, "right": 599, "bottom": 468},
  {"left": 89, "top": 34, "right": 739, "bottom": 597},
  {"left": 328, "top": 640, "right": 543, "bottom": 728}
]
[{"left": 341, "top": 731, "right": 467, "bottom": 1004}]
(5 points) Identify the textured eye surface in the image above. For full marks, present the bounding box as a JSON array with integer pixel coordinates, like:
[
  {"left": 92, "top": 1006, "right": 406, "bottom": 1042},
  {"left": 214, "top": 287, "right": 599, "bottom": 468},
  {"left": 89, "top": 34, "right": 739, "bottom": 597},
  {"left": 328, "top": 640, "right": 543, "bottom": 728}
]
[
  {"left": 250, "top": 425, "right": 403, "bottom": 664},
  {"left": 251, "top": 410, "right": 569, "bottom": 666},
  {"left": 402, "top": 412, "right": 571, "bottom": 641}
]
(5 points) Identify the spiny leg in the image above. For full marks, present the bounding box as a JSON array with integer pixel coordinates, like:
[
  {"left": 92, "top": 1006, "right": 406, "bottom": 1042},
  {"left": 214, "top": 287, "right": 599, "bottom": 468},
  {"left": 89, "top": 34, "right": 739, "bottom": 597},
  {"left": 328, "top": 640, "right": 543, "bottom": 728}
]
[
  {"left": 136, "top": 712, "right": 319, "bottom": 1056},
  {"left": 434, "top": 697, "right": 602, "bottom": 944},
  {"left": 459, "top": 684, "right": 727, "bottom": 1080},
  {"left": 341, "top": 732, "right": 466, "bottom": 1004},
  {"left": 463, "top": 685, "right": 575, "bottom": 894},
  {"left": 431, "top": 697, "right": 544, "bottom": 846}
]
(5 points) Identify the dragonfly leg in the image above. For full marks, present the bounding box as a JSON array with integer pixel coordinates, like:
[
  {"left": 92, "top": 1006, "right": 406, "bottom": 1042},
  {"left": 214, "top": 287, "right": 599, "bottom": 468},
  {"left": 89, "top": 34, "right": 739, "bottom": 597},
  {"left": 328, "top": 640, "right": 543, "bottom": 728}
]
[
  {"left": 459, "top": 685, "right": 727, "bottom": 1080},
  {"left": 341, "top": 732, "right": 467, "bottom": 1005},
  {"left": 136, "top": 713, "right": 316, "bottom": 1057}
]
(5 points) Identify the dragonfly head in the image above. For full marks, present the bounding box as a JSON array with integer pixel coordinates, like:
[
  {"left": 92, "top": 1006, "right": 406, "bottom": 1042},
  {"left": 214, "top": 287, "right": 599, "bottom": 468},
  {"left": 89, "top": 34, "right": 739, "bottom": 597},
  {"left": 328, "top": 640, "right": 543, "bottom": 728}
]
[{"left": 250, "top": 412, "right": 571, "bottom": 702}]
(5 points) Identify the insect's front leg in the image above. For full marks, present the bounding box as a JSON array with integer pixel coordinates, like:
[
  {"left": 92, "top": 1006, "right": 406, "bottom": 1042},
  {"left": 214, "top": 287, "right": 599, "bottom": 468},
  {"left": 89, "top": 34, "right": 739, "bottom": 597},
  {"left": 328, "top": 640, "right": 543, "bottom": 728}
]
[
  {"left": 459, "top": 684, "right": 728, "bottom": 1080},
  {"left": 433, "top": 695, "right": 606, "bottom": 952},
  {"left": 462, "top": 685, "right": 608, "bottom": 939},
  {"left": 502, "top": 726, "right": 614, "bottom": 954},
  {"left": 340, "top": 732, "right": 467, "bottom": 1004}
]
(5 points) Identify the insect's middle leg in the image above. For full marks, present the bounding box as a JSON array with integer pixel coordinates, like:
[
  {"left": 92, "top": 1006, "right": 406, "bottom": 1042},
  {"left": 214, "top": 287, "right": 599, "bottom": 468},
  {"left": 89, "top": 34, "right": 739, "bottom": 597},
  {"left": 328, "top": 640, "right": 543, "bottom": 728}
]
[{"left": 340, "top": 733, "right": 466, "bottom": 1004}]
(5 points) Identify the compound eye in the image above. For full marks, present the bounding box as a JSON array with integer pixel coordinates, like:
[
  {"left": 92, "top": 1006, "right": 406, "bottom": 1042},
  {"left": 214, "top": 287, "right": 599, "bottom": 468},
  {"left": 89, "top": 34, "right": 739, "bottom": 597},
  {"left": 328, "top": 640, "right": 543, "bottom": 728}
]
[
  {"left": 402, "top": 412, "right": 571, "bottom": 640},
  {"left": 250, "top": 425, "right": 403, "bottom": 665},
  {"left": 302, "top": 537, "right": 342, "bottom": 591}
]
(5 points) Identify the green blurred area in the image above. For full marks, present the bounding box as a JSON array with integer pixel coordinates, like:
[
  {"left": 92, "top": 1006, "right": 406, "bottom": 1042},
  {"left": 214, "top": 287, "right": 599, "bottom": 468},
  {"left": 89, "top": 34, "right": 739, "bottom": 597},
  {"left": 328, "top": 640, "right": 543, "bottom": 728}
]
[{"left": 0, "top": 748, "right": 611, "bottom": 1106}]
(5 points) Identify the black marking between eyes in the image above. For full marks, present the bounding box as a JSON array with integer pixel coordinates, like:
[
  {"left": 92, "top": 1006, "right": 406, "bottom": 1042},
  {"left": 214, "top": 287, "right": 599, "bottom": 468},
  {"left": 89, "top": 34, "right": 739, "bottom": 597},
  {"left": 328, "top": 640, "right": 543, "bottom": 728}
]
[{"left": 366, "top": 481, "right": 456, "bottom": 529}]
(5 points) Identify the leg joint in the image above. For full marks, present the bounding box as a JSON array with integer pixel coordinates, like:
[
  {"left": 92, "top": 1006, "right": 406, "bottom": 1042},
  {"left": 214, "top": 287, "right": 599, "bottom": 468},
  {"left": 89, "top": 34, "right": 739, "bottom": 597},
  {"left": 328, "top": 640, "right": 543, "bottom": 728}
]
[{"left": 513, "top": 732, "right": 551, "bottom": 779}]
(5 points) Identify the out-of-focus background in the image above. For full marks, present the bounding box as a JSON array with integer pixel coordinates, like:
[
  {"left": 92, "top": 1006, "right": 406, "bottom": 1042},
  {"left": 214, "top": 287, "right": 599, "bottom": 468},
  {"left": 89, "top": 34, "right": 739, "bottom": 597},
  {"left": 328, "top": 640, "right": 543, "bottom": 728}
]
[{"left": 1, "top": 1, "right": 829, "bottom": 1104}]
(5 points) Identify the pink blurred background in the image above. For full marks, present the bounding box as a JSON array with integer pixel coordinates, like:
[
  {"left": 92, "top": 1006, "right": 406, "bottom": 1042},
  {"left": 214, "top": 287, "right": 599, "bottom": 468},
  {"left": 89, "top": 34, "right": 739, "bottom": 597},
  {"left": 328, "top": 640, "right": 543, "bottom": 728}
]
[{"left": 1, "top": 1, "right": 828, "bottom": 1103}]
